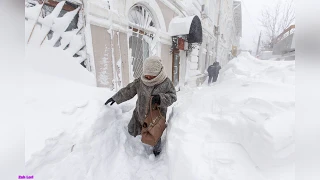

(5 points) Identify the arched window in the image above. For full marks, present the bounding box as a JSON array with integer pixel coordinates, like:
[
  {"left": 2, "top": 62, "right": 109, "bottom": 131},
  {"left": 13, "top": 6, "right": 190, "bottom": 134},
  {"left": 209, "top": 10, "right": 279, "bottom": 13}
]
[{"left": 128, "top": 4, "right": 159, "bottom": 79}]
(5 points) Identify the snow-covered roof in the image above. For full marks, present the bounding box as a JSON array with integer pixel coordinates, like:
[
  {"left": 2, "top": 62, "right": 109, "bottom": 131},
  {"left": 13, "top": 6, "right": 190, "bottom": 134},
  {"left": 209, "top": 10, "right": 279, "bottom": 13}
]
[{"left": 168, "top": 15, "right": 196, "bottom": 36}]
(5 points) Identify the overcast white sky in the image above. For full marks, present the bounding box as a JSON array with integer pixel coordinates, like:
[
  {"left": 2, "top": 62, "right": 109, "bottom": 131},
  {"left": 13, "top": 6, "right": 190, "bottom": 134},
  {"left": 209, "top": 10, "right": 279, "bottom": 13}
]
[{"left": 239, "top": 0, "right": 288, "bottom": 53}]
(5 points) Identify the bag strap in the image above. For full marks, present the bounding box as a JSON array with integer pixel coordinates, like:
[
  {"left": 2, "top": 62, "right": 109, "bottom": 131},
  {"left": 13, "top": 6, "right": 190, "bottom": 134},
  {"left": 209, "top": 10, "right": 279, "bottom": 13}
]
[
  {"left": 149, "top": 96, "right": 160, "bottom": 121},
  {"left": 143, "top": 85, "right": 159, "bottom": 125},
  {"left": 148, "top": 85, "right": 158, "bottom": 119},
  {"left": 149, "top": 96, "right": 154, "bottom": 121}
]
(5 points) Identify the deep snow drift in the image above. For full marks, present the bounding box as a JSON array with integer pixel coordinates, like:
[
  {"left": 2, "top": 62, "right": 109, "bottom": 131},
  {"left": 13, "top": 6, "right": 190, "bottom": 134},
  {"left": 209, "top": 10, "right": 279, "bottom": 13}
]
[
  {"left": 25, "top": 46, "right": 95, "bottom": 86},
  {"left": 168, "top": 53, "right": 295, "bottom": 180},
  {"left": 25, "top": 51, "right": 295, "bottom": 180}
]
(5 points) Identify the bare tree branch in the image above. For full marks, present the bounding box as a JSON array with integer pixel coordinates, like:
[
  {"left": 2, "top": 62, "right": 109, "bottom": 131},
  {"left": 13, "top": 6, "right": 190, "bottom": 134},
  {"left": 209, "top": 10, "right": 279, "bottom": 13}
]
[{"left": 259, "top": 0, "right": 295, "bottom": 50}]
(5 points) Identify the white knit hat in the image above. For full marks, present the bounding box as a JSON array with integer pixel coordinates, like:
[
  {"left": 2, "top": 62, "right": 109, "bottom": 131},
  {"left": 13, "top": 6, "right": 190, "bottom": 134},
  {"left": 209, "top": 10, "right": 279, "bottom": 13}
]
[{"left": 143, "top": 56, "right": 163, "bottom": 76}]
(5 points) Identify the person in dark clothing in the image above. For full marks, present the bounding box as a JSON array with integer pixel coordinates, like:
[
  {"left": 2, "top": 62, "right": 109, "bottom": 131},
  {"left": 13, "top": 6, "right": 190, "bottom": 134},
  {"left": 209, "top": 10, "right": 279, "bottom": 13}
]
[
  {"left": 207, "top": 62, "right": 221, "bottom": 85},
  {"left": 207, "top": 63, "right": 216, "bottom": 85},
  {"left": 212, "top": 62, "right": 221, "bottom": 82}
]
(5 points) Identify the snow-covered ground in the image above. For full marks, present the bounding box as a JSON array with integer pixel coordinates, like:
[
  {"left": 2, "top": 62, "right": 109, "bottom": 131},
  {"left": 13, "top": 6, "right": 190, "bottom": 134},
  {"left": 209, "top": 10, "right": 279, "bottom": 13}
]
[
  {"left": 25, "top": 48, "right": 295, "bottom": 180},
  {"left": 168, "top": 54, "right": 295, "bottom": 180}
]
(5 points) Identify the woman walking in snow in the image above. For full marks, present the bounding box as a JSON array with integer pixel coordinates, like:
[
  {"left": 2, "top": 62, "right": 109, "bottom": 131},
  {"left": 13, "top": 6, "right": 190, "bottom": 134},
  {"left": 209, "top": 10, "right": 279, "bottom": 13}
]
[{"left": 104, "top": 56, "right": 177, "bottom": 156}]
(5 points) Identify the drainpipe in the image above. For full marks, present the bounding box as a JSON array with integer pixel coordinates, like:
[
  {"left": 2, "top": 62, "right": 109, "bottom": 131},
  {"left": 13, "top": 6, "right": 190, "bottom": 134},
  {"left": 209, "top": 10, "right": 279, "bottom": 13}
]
[{"left": 214, "top": 0, "right": 222, "bottom": 63}]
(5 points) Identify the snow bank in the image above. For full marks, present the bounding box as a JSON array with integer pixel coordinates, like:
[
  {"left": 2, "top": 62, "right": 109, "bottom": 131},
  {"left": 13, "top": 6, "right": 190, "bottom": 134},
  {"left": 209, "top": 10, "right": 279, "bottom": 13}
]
[
  {"left": 25, "top": 45, "right": 170, "bottom": 179},
  {"left": 24, "top": 44, "right": 96, "bottom": 161},
  {"left": 24, "top": 70, "right": 99, "bottom": 162},
  {"left": 220, "top": 52, "right": 295, "bottom": 85},
  {"left": 25, "top": 51, "right": 294, "bottom": 180},
  {"left": 26, "top": 93, "right": 171, "bottom": 179},
  {"left": 167, "top": 52, "right": 295, "bottom": 179},
  {"left": 25, "top": 45, "right": 95, "bottom": 86},
  {"left": 25, "top": 64, "right": 171, "bottom": 179}
]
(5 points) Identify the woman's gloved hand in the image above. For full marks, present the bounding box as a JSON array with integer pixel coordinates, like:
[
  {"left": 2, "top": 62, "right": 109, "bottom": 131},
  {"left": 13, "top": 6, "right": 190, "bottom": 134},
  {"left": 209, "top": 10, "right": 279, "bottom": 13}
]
[
  {"left": 105, "top": 98, "right": 115, "bottom": 106},
  {"left": 152, "top": 95, "right": 161, "bottom": 105}
]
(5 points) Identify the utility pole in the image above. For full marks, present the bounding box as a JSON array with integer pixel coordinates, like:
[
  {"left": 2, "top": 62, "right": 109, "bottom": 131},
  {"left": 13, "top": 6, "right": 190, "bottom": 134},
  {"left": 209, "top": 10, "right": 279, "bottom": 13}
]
[
  {"left": 256, "top": 31, "right": 262, "bottom": 56},
  {"left": 214, "top": 0, "right": 222, "bottom": 63}
]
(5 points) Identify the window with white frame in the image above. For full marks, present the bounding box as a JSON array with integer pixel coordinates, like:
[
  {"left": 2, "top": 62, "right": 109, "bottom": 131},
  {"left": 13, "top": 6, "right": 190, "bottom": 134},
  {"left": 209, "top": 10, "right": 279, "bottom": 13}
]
[{"left": 128, "top": 4, "right": 159, "bottom": 79}]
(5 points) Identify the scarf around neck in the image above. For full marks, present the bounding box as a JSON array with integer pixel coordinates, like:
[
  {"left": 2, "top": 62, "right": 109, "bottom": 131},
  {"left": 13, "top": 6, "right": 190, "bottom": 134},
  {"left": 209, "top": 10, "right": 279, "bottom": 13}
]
[{"left": 141, "top": 68, "right": 167, "bottom": 87}]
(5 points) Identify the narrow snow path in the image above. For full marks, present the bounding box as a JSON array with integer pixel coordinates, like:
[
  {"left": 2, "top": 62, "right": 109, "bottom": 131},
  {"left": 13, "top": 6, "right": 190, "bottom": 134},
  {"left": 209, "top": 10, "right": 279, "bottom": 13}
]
[
  {"left": 26, "top": 98, "right": 172, "bottom": 180},
  {"left": 26, "top": 53, "right": 295, "bottom": 180}
]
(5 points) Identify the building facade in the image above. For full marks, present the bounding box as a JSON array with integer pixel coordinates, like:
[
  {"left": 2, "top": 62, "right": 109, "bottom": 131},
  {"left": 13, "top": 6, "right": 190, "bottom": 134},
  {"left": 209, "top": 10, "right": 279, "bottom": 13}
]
[{"left": 84, "top": 0, "right": 242, "bottom": 90}]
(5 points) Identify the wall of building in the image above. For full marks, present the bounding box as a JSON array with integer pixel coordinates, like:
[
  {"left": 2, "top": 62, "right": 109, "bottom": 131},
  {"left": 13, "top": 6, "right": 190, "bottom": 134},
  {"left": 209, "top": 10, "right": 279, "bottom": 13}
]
[
  {"left": 157, "top": 0, "right": 178, "bottom": 31},
  {"left": 118, "top": 32, "right": 130, "bottom": 87},
  {"left": 214, "top": 0, "right": 241, "bottom": 66},
  {"left": 91, "top": 24, "right": 130, "bottom": 90},
  {"left": 87, "top": 0, "right": 241, "bottom": 89},
  {"left": 198, "top": 36, "right": 208, "bottom": 73},
  {"left": 91, "top": 24, "right": 114, "bottom": 88},
  {"left": 161, "top": 44, "right": 173, "bottom": 80},
  {"left": 179, "top": 50, "right": 187, "bottom": 86}
]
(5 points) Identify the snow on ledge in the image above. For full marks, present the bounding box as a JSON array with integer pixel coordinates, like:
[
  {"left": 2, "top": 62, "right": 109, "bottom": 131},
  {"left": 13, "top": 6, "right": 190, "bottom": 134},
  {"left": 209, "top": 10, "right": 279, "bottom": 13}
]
[{"left": 168, "top": 15, "right": 195, "bottom": 36}]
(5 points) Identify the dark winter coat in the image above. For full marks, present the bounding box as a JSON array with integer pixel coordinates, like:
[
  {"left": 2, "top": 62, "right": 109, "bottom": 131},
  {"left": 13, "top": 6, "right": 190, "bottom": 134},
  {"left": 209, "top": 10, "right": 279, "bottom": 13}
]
[
  {"left": 112, "top": 77, "right": 177, "bottom": 137},
  {"left": 207, "top": 65, "right": 216, "bottom": 76},
  {"left": 208, "top": 64, "right": 221, "bottom": 76},
  {"left": 213, "top": 65, "right": 221, "bottom": 81}
]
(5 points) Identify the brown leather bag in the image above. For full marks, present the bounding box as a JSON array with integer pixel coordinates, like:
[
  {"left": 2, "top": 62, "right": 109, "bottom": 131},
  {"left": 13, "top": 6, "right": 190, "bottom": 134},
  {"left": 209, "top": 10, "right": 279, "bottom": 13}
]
[{"left": 141, "top": 96, "right": 167, "bottom": 146}]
